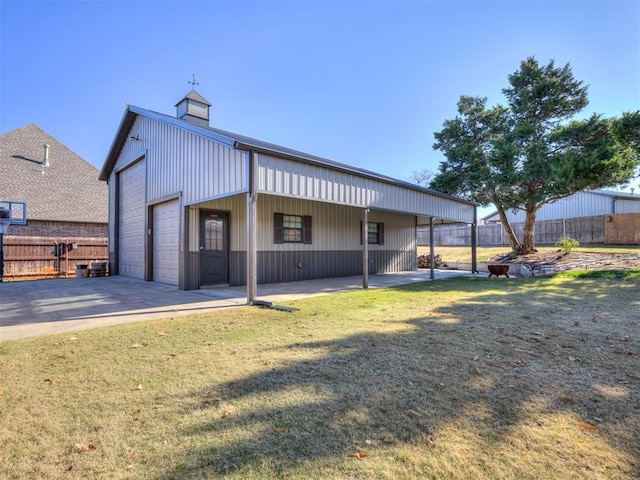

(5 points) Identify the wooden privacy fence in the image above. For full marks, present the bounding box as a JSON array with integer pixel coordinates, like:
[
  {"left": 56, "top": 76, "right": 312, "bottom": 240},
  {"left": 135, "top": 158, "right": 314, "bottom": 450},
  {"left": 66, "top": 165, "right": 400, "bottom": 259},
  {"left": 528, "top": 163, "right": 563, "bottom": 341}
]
[
  {"left": 418, "top": 213, "right": 640, "bottom": 246},
  {"left": 2, "top": 236, "right": 108, "bottom": 281}
]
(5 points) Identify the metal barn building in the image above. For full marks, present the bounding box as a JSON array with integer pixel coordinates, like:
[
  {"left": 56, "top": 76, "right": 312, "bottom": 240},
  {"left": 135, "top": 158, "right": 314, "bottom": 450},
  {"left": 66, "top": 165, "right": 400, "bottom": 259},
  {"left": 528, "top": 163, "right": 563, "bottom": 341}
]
[
  {"left": 482, "top": 190, "right": 640, "bottom": 224},
  {"left": 99, "top": 90, "right": 476, "bottom": 300}
]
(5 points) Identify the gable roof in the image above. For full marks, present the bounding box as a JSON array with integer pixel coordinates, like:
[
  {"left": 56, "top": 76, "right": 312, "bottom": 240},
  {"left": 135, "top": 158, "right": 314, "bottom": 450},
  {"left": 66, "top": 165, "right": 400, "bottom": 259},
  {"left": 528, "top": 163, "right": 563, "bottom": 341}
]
[
  {"left": 100, "top": 105, "right": 476, "bottom": 209},
  {"left": 175, "top": 90, "right": 212, "bottom": 106},
  {"left": 1, "top": 124, "right": 108, "bottom": 223}
]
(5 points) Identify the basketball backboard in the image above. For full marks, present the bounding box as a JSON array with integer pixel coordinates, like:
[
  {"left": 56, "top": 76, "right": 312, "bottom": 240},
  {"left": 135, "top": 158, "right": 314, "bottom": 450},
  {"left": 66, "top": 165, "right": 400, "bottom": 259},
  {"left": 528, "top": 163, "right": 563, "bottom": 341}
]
[{"left": 0, "top": 201, "right": 26, "bottom": 225}]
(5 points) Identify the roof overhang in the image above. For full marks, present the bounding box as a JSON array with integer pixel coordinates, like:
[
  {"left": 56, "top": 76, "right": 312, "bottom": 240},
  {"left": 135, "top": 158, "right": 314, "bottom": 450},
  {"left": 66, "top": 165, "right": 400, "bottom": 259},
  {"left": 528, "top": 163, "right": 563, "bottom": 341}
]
[{"left": 99, "top": 105, "right": 477, "bottom": 224}]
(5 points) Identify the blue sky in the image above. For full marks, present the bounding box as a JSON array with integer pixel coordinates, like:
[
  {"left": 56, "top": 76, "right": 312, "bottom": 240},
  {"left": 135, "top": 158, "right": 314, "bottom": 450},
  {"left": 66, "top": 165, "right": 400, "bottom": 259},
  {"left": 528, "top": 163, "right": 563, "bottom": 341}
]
[{"left": 2, "top": 0, "right": 639, "bottom": 194}]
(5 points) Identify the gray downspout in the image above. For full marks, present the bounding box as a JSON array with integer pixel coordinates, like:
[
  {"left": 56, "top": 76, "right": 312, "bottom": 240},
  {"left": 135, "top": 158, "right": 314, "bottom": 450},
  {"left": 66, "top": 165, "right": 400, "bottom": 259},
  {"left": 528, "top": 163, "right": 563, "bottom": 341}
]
[
  {"left": 246, "top": 151, "right": 258, "bottom": 304},
  {"left": 471, "top": 206, "right": 478, "bottom": 274},
  {"left": 429, "top": 217, "right": 435, "bottom": 280},
  {"left": 362, "top": 208, "right": 369, "bottom": 289}
]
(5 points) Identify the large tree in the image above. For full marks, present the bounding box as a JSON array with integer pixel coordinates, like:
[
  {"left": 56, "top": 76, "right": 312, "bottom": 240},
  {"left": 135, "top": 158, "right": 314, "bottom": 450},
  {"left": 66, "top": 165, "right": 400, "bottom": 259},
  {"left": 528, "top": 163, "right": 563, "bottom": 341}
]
[{"left": 430, "top": 57, "right": 640, "bottom": 254}]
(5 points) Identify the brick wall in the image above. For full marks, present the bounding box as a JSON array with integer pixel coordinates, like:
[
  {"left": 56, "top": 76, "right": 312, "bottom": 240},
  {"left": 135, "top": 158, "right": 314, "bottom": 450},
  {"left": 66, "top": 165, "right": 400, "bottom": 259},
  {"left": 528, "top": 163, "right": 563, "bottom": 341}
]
[
  {"left": 1, "top": 221, "right": 109, "bottom": 280},
  {"left": 6, "top": 220, "right": 108, "bottom": 238}
]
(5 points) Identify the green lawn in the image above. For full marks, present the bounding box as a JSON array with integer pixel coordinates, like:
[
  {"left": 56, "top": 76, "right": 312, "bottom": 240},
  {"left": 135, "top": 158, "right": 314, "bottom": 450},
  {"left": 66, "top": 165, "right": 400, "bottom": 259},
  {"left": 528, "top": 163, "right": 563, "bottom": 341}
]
[
  {"left": 1, "top": 272, "right": 639, "bottom": 479},
  {"left": 420, "top": 244, "right": 640, "bottom": 263}
]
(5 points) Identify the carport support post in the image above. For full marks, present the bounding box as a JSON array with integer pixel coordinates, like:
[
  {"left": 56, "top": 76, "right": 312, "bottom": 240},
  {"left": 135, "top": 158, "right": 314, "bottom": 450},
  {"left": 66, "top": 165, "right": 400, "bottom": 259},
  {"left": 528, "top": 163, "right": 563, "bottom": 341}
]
[
  {"left": 362, "top": 208, "right": 369, "bottom": 289},
  {"left": 429, "top": 217, "right": 435, "bottom": 280},
  {"left": 246, "top": 151, "right": 258, "bottom": 304}
]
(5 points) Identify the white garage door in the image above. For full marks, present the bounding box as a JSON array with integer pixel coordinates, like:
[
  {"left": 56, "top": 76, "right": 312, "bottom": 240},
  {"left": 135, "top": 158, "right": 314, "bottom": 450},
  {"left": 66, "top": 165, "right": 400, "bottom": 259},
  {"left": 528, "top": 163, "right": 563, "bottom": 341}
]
[
  {"left": 118, "top": 160, "right": 145, "bottom": 279},
  {"left": 152, "top": 200, "right": 180, "bottom": 285}
]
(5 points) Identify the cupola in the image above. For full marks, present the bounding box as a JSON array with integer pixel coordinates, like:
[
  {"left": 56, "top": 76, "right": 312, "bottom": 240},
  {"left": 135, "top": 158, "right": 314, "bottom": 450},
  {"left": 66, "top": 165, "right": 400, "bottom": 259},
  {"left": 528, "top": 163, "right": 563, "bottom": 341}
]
[{"left": 175, "top": 90, "right": 212, "bottom": 127}]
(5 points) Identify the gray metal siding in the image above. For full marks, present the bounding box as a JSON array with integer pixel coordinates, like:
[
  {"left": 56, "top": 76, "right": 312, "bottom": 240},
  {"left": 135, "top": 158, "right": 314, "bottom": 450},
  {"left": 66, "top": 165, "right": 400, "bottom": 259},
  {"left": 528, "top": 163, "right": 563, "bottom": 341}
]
[
  {"left": 188, "top": 194, "right": 247, "bottom": 252},
  {"left": 189, "top": 195, "right": 415, "bottom": 253},
  {"left": 191, "top": 194, "right": 416, "bottom": 286},
  {"left": 499, "top": 191, "right": 636, "bottom": 222},
  {"left": 118, "top": 116, "right": 248, "bottom": 206},
  {"left": 615, "top": 199, "right": 640, "bottom": 214},
  {"left": 257, "top": 154, "right": 475, "bottom": 223},
  {"left": 228, "top": 250, "right": 415, "bottom": 286},
  {"left": 255, "top": 195, "right": 416, "bottom": 252}
]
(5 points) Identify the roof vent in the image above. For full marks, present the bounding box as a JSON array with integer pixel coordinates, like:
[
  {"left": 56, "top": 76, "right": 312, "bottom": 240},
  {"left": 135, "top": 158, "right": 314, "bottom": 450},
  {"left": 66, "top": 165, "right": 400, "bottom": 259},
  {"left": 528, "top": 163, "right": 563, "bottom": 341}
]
[{"left": 175, "top": 90, "right": 212, "bottom": 127}]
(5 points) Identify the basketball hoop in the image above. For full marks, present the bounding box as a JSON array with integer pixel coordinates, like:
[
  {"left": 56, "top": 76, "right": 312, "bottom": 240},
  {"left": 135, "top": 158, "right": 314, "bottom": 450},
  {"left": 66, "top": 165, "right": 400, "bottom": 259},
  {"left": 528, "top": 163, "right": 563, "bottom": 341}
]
[
  {"left": 0, "top": 208, "right": 11, "bottom": 234},
  {"left": 0, "top": 208, "right": 10, "bottom": 282}
]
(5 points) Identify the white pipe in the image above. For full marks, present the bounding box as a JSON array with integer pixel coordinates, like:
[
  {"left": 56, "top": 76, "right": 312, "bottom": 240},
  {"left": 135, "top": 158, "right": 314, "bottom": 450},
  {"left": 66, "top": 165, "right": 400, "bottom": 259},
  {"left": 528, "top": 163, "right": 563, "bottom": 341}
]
[{"left": 43, "top": 144, "right": 50, "bottom": 167}]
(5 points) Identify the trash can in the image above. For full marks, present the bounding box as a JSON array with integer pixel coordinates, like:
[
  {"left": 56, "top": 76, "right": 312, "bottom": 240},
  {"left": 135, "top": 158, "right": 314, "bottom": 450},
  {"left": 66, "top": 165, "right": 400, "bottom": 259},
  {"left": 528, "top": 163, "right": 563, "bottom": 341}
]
[
  {"left": 90, "top": 262, "right": 107, "bottom": 277},
  {"left": 76, "top": 264, "right": 89, "bottom": 278}
]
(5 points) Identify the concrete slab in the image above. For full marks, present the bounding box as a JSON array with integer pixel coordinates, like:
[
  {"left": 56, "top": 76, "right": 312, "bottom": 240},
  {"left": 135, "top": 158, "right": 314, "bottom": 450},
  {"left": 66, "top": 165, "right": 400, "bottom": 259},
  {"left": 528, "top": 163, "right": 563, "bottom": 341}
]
[{"left": 0, "top": 269, "right": 475, "bottom": 340}]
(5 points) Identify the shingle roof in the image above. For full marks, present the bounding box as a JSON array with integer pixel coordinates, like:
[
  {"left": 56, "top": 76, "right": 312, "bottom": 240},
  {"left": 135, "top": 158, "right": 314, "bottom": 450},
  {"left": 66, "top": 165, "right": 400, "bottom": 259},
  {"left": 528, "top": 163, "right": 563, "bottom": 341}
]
[{"left": 0, "top": 124, "right": 108, "bottom": 223}]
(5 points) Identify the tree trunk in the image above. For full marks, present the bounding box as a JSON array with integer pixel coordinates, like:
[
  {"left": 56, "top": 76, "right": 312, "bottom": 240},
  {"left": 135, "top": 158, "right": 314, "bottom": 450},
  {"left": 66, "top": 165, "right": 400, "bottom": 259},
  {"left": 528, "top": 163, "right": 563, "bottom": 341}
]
[
  {"left": 495, "top": 203, "right": 521, "bottom": 253},
  {"left": 519, "top": 207, "right": 538, "bottom": 254}
]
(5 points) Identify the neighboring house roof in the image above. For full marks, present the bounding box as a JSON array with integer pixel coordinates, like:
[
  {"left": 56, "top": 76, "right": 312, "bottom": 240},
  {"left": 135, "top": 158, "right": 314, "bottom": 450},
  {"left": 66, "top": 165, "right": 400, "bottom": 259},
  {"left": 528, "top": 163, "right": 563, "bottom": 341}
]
[
  {"left": 1, "top": 124, "right": 108, "bottom": 223},
  {"left": 100, "top": 105, "right": 475, "bottom": 209},
  {"left": 587, "top": 190, "right": 640, "bottom": 201},
  {"left": 481, "top": 190, "right": 640, "bottom": 222}
]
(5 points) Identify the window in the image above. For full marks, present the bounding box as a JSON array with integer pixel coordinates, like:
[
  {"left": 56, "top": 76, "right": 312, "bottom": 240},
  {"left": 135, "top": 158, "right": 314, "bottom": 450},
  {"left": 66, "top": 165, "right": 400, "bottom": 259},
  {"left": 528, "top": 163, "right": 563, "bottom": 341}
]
[
  {"left": 361, "top": 222, "right": 385, "bottom": 245},
  {"left": 274, "top": 213, "right": 312, "bottom": 244},
  {"left": 283, "top": 215, "right": 303, "bottom": 242},
  {"left": 204, "top": 218, "right": 224, "bottom": 251}
]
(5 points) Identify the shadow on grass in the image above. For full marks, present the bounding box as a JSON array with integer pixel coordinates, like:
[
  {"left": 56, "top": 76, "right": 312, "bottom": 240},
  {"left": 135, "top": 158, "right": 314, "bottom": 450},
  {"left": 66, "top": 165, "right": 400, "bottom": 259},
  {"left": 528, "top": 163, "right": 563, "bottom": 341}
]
[{"left": 157, "top": 274, "right": 640, "bottom": 478}]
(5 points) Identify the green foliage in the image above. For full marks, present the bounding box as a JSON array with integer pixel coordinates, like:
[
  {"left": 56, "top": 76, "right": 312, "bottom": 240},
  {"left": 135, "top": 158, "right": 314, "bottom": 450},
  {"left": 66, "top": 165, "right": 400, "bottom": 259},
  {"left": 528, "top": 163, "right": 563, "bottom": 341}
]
[
  {"left": 558, "top": 269, "right": 640, "bottom": 280},
  {"left": 556, "top": 236, "right": 579, "bottom": 253},
  {"left": 430, "top": 56, "right": 640, "bottom": 255}
]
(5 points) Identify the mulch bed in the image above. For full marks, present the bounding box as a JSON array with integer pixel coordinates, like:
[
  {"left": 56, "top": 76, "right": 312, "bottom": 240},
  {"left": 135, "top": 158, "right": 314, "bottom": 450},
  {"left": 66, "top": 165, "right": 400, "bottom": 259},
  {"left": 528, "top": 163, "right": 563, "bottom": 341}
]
[{"left": 490, "top": 250, "right": 640, "bottom": 275}]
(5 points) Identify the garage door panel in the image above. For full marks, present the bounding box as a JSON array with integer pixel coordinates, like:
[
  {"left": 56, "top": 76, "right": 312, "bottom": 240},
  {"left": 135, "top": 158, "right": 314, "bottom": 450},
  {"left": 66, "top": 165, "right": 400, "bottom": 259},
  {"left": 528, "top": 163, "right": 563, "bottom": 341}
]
[
  {"left": 119, "top": 161, "right": 145, "bottom": 279},
  {"left": 153, "top": 200, "right": 180, "bottom": 285}
]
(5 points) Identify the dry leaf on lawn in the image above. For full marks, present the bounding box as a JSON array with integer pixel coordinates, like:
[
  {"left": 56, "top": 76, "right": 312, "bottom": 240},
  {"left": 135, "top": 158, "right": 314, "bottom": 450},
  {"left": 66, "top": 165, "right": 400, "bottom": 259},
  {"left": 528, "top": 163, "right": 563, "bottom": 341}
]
[
  {"left": 273, "top": 427, "right": 285, "bottom": 433},
  {"left": 577, "top": 422, "right": 597, "bottom": 431},
  {"left": 75, "top": 442, "right": 97, "bottom": 452},
  {"left": 348, "top": 451, "right": 368, "bottom": 459},
  {"left": 559, "top": 396, "right": 575, "bottom": 403}
]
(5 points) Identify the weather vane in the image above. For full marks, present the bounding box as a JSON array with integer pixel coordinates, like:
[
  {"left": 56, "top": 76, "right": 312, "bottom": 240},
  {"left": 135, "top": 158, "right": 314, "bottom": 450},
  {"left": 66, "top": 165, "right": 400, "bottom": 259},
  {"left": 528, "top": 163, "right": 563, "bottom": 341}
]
[{"left": 188, "top": 73, "right": 199, "bottom": 90}]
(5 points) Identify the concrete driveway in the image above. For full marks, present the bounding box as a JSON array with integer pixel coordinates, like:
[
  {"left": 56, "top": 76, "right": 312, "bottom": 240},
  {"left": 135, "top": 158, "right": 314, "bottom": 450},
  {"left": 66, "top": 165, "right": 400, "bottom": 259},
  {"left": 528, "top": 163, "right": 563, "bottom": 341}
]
[{"left": 0, "top": 269, "right": 475, "bottom": 340}]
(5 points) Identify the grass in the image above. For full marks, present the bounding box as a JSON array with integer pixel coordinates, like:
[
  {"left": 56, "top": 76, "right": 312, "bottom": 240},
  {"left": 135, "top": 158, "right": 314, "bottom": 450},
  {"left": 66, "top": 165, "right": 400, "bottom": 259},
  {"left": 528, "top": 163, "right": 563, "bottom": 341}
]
[
  {"left": 1, "top": 272, "right": 639, "bottom": 479},
  {"left": 420, "top": 245, "right": 640, "bottom": 263}
]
